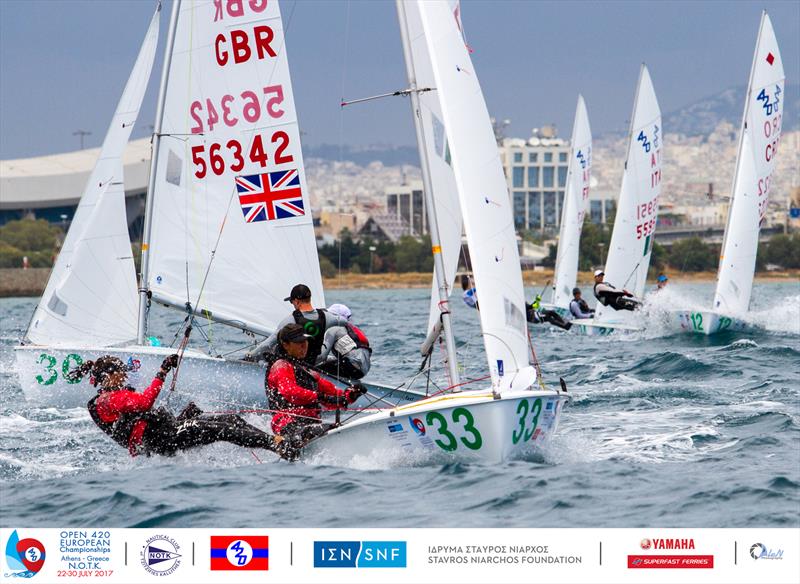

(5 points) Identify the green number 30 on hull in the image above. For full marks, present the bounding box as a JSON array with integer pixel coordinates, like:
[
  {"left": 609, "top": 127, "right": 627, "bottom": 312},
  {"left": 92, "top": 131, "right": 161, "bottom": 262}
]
[
  {"left": 426, "top": 407, "right": 483, "bottom": 451},
  {"left": 35, "top": 353, "right": 84, "bottom": 386}
]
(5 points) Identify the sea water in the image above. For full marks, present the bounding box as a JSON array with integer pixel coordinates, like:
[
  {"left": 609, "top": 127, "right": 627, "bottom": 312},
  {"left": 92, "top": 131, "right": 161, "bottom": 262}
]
[{"left": 1, "top": 282, "right": 798, "bottom": 528}]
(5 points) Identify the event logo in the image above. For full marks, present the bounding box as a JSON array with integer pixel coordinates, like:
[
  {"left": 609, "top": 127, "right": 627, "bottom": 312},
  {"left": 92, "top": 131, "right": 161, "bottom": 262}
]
[
  {"left": 140, "top": 535, "right": 181, "bottom": 576},
  {"left": 629, "top": 536, "right": 710, "bottom": 569},
  {"left": 409, "top": 417, "right": 426, "bottom": 436},
  {"left": 210, "top": 536, "right": 269, "bottom": 571},
  {"left": 750, "top": 543, "right": 783, "bottom": 560},
  {"left": 387, "top": 423, "right": 403, "bottom": 434},
  {"left": 640, "top": 538, "right": 652, "bottom": 550},
  {"left": 314, "top": 541, "right": 406, "bottom": 568},
  {"left": 4, "top": 530, "right": 45, "bottom": 578}
]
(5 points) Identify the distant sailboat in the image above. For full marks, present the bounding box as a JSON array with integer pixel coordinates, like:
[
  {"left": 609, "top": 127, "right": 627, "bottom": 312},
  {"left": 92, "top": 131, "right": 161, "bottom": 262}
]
[
  {"left": 670, "top": 11, "right": 784, "bottom": 336},
  {"left": 540, "top": 95, "right": 592, "bottom": 318},
  {"left": 571, "top": 65, "right": 662, "bottom": 336}
]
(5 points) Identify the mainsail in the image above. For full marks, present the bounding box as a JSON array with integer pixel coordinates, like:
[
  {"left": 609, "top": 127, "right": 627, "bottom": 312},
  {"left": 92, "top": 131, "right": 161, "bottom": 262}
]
[
  {"left": 713, "top": 12, "right": 784, "bottom": 315},
  {"left": 403, "top": 1, "right": 464, "bottom": 341},
  {"left": 26, "top": 7, "right": 160, "bottom": 347},
  {"left": 144, "top": 0, "right": 323, "bottom": 336},
  {"left": 417, "top": 1, "right": 533, "bottom": 390},
  {"left": 595, "top": 65, "right": 662, "bottom": 326},
  {"left": 552, "top": 95, "right": 592, "bottom": 309}
]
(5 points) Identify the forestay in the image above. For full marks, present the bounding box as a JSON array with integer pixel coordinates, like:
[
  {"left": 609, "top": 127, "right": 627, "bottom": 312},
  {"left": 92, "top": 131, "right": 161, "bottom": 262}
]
[
  {"left": 552, "top": 95, "right": 592, "bottom": 309},
  {"left": 595, "top": 65, "right": 662, "bottom": 326},
  {"left": 26, "top": 8, "right": 160, "bottom": 347},
  {"left": 146, "top": 0, "right": 323, "bottom": 336},
  {"left": 713, "top": 12, "right": 784, "bottom": 315},
  {"left": 417, "top": 2, "right": 533, "bottom": 390},
  {"left": 403, "top": 1, "right": 464, "bottom": 339}
]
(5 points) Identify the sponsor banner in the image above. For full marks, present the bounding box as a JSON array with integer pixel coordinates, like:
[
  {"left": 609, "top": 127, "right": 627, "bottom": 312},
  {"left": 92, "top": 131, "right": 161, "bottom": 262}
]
[{"left": 1, "top": 528, "right": 798, "bottom": 583}]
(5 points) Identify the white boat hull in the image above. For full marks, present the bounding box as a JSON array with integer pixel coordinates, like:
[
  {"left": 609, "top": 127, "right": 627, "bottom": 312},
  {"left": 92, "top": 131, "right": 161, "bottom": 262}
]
[
  {"left": 302, "top": 388, "right": 570, "bottom": 464},
  {"left": 13, "top": 344, "right": 422, "bottom": 409},
  {"left": 538, "top": 302, "right": 571, "bottom": 320},
  {"left": 569, "top": 318, "right": 643, "bottom": 336},
  {"left": 669, "top": 310, "right": 754, "bottom": 336}
]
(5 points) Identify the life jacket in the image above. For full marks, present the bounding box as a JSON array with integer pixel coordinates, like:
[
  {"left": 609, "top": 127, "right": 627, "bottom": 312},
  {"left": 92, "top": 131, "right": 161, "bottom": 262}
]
[
  {"left": 571, "top": 298, "right": 591, "bottom": 313},
  {"left": 346, "top": 324, "right": 371, "bottom": 352},
  {"left": 87, "top": 389, "right": 143, "bottom": 449},
  {"left": 292, "top": 308, "right": 327, "bottom": 363},
  {"left": 266, "top": 356, "right": 320, "bottom": 412},
  {"left": 593, "top": 282, "right": 614, "bottom": 306}
]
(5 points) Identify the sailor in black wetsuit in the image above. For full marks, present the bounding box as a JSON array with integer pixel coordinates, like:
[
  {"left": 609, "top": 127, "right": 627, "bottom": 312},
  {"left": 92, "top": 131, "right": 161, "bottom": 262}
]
[
  {"left": 525, "top": 295, "right": 572, "bottom": 330},
  {"left": 244, "top": 284, "right": 349, "bottom": 364},
  {"left": 592, "top": 270, "right": 642, "bottom": 311}
]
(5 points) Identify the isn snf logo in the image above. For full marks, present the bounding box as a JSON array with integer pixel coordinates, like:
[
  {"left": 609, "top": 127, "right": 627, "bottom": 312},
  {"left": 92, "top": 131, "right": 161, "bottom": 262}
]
[
  {"left": 314, "top": 541, "right": 407, "bottom": 568},
  {"left": 4, "top": 530, "right": 46, "bottom": 578}
]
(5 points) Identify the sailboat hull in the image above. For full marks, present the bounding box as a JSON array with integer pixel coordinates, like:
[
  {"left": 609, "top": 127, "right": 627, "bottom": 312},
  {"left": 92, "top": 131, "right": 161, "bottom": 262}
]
[
  {"left": 669, "top": 310, "right": 755, "bottom": 336},
  {"left": 13, "top": 345, "right": 422, "bottom": 409},
  {"left": 537, "top": 303, "right": 571, "bottom": 321},
  {"left": 569, "top": 318, "right": 643, "bottom": 336},
  {"left": 302, "top": 388, "right": 570, "bottom": 464}
]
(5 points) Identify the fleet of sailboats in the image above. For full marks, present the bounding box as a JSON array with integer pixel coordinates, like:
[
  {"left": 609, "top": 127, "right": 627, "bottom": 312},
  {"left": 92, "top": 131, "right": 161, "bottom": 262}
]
[{"left": 11, "top": 2, "right": 789, "bottom": 462}]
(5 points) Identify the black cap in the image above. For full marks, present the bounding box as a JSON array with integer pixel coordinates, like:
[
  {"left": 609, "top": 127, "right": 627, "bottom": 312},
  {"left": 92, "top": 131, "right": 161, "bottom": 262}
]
[
  {"left": 284, "top": 284, "right": 312, "bottom": 302},
  {"left": 278, "top": 323, "right": 312, "bottom": 344},
  {"left": 573, "top": 287, "right": 581, "bottom": 295}
]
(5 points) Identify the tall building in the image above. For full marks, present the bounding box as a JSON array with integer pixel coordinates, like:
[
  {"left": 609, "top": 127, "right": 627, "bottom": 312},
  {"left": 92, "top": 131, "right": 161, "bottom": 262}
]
[{"left": 385, "top": 181, "right": 427, "bottom": 236}]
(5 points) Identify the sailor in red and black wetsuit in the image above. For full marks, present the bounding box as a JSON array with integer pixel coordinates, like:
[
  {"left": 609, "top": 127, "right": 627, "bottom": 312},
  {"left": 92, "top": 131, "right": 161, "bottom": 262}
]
[
  {"left": 72, "top": 355, "right": 288, "bottom": 458},
  {"left": 267, "top": 324, "right": 367, "bottom": 448}
]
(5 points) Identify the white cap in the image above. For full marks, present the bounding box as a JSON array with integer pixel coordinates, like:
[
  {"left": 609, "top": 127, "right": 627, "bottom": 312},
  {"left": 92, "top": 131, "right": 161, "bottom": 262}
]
[
  {"left": 594, "top": 269, "right": 605, "bottom": 277},
  {"left": 327, "top": 303, "right": 352, "bottom": 320}
]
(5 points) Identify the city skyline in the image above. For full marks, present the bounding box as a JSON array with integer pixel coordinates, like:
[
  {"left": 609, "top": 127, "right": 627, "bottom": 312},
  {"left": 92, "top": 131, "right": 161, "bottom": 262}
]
[{"left": 0, "top": 0, "right": 798, "bottom": 160}]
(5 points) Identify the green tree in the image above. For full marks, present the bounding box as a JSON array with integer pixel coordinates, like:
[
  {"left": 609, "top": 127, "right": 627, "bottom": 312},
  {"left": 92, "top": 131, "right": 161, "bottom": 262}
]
[
  {"left": 319, "top": 255, "right": 337, "bottom": 278},
  {"left": 394, "top": 235, "right": 433, "bottom": 272},
  {"left": 578, "top": 219, "right": 611, "bottom": 270},
  {"left": 668, "top": 237, "right": 717, "bottom": 272},
  {"left": 763, "top": 233, "right": 800, "bottom": 269},
  {"left": 0, "top": 219, "right": 62, "bottom": 253},
  {"left": 0, "top": 241, "right": 24, "bottom": 268}
]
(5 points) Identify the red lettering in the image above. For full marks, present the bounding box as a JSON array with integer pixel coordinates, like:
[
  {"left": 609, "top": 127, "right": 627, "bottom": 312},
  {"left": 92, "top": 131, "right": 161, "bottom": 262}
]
[
  {"left": 254, "top": 25, "right": 276, "bottom": 58},
  {"left": 214, "top": 0, "right": 265, "bottom": 20},
  {"left": 227, "top": 0, "right": 244, "bottom": 17},
  {"left": 250, "top": 0, "right": 268, "bottom": 12},
  {"left": 231, "top": 29, "right": 251, "bottom": 63},
  {"left": 213, "top": 0, "right": 223, "bottom": 22},
  {"left": 215, "top": 34, "right": 228, "bottom": 66}
]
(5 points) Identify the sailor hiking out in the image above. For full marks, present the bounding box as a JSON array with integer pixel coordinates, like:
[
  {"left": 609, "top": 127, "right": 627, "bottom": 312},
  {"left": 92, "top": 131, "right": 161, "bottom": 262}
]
[
  {"left": 593, "top": 270, "right": 642, "bottom": 311},
  {"left": 526, "top": 295, "right": 572, "bottom": 330},
  {"left": 267, "top": 324, "right": 366, "bottom": 453},
  {"left": 316, "top": 303, "right": 372, "bottom": 380},
  {"left": 71, "top": 355, "right": 288, "bottom": 458},
  {"left": 246, "top": 284, "right": 350, "bottom": 364}
]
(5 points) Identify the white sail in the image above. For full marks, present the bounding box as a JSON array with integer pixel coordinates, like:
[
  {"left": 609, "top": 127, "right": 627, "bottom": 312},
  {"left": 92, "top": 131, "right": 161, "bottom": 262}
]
[
  {"left": 418, "top": 1, "right": 533, "bottom": 390},
  {"left": 403, "top": 1, "right": 464, "bottom": 339},
  {"left": 26, "top": 8, "right": 160, "bottom": 347},
  {"left": 145, "top": 0, "right": 323, "bottom": 335},
  {"left": 552, "top": 95, "right": 592, "bottom": 308},
  {"left": 595, "top": 65, "right": 662, "bottom": 326},
  {"left": 713, "top": 12, "right": 784, "bottom": 315}
]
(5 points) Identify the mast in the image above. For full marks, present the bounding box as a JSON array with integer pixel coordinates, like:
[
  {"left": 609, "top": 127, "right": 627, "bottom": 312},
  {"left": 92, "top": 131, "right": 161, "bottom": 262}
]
[
  {"left": 136, "top": 0, "right": 181, "bottom": 344},
  {"left": 395, "top": 0, "right": 460, "bottom": 387}
]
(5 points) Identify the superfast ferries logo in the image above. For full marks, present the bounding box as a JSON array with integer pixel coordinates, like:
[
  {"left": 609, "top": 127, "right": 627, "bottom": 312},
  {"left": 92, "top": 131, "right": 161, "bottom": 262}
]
[{"left": 629, "top": 537, "right": 711, "bottom": 569}]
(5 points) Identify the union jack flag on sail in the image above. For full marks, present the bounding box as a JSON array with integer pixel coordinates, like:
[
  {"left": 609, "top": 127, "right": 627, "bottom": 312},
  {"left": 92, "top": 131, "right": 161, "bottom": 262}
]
[{"left": 235, "top": 170, "right": 305, "bottom": 223}]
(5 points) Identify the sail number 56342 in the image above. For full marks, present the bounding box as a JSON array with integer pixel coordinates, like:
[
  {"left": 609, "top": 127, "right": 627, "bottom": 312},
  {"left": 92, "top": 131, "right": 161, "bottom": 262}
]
[{"left": 191, "top": 131, "right": 292, "bottom": 178}]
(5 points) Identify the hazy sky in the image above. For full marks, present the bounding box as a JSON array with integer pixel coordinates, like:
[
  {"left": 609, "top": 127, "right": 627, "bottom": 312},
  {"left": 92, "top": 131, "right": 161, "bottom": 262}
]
[{"left": 1, "top": 0, "right": 798, "bottom": 159}]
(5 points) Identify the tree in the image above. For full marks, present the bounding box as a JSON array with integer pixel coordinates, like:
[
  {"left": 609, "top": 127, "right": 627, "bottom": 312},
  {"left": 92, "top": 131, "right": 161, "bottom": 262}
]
[
  {"left": 319, "top": 255, "right": 337, "bottom": 278},
  {"left": 578, "top": 219, "right": 611, "bottom": 270},
  {"left": 668, "top": 237, "right": 717, "bottom": 272},
  {"left": 0, "top": 219, "right": 62, "bottom": 253},
  {"left": 763, "top": 233, "right": 800, "bottom": 269},
  {"left": 394, "top": 235, "right": 433, "bottom": 272}
]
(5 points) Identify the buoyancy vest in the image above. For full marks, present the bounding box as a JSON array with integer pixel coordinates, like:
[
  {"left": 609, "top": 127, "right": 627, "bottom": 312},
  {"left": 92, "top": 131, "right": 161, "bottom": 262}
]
[
  {"left": 571, "top": 298, "right": 591, "bottom": 313},
  {"left": 346, "top": 324, "right": 371, "bottom": 352},
  {"left": 87, "top": 389, "right": 143, "bottom": 448},
  {"left": 266, "top": 357, "right": 320, "bottom": 412},
  {"left": 292, "top": 308, "right": 327, "bottom": 363},
  {"left": 593, "top": 282, "right": 619, "bottom": 306}
]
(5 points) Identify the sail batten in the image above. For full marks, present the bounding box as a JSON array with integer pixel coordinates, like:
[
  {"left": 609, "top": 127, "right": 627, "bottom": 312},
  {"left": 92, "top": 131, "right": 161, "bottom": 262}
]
[{"left": 26, "top": 7, "right": 160, "bottom": 347}]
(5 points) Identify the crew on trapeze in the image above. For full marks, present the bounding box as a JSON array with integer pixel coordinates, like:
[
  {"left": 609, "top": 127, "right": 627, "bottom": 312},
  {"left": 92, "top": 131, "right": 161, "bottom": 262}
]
[
  {"left": 70, "top": 355, "right": 291, "bottom": 458},
  {"left": 315, "top": 303, "right": 372, "bottom": 380},
  {"left": 653, "top": 273, "right": 669, "bottom": 292},
  {"left": 592, "top": 270, "right": 642, "bottom": 311},
  {"left": 245, "top": 284, "right": 350, "bottom": 365},
  {"left": 525, "top": 294, "right": 572, "bottom": 330},
  {"left": 569, "top": 287, "right": 595, "bottom": 319},
  {"left": 266, "top": 323, "right": 367, "bottom": 454}
]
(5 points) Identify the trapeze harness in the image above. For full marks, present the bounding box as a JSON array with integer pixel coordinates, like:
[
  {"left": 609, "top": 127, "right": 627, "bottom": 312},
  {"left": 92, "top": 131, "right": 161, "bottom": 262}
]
[{"left": 292, "top": 308, "right": 327, "bottom": 364}]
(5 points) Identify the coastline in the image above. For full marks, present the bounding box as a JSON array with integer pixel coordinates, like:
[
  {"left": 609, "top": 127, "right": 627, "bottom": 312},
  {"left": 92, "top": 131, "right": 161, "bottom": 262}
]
[{"left": 2, "top": 267, "right": 797, "bottom": 297}]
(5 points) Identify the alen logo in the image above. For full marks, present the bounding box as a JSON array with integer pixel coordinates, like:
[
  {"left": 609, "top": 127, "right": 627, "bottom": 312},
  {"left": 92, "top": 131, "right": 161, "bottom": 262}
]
[
  {"left": 313, "top": 541, "right": 406, "bottom": 568},
  {"left": 4, "top": 530, "right": 45, "bottom": 578},
  {"left": 750, "top": 543, "right": 783, "bottom": 560}
]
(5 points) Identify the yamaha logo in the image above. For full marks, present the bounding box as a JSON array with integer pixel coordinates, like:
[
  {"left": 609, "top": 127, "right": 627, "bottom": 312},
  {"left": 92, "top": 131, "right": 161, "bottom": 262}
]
[
  {"left": 140, "top": 535, "right": 182, "bottom": 576},
  {"left": 640, "top": 538, "right": 652, "bottom": 550}
]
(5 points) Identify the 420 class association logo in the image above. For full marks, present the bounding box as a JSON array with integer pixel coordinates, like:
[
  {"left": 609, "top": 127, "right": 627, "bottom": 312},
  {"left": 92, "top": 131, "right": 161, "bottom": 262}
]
[{"left": 5, "top": 530, "right": 46, "bottom": 578}]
